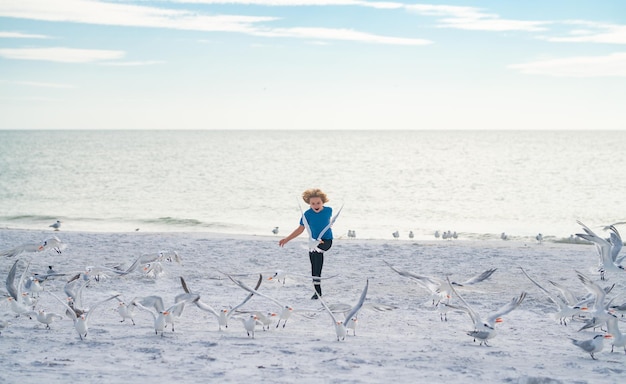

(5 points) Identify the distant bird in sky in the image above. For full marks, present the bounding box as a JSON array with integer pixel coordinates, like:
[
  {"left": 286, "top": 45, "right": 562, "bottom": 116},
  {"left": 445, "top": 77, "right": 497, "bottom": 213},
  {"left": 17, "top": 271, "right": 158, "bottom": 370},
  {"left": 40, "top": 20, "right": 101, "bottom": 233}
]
[
  {"left": 49, "top": 220, "right": 61, "bottom": 231},
  {"left": 272, "top": 226, "right": 279, "bottom": 235}
]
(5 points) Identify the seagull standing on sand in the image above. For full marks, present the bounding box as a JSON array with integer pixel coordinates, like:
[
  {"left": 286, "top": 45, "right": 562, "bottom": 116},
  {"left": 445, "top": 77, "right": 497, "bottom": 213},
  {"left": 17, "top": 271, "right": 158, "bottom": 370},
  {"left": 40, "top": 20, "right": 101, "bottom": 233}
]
[
  {"left": 242, "top": 314, "right": 261, "bottom": 338},
  {"left": 272, "top": 227, "right": 279, "bottom": 235},
  {"left": 392, "top": 231, "right": 399, "bottom": 239},
  {"left": 49, "top": 220, "right": 61, "bottom": 231},
  {"left": 571, "top": 334, "right": 612, "bottom": 360},
  {"left": 36, "top": 309, "right": 64, "bottom": 330}
]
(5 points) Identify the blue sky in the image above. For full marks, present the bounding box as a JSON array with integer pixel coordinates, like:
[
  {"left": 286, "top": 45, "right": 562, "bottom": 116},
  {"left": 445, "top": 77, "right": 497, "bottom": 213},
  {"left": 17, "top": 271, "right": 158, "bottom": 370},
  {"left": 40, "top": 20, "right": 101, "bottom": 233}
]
[{"left": 1, "top": 0, "right": 625, "bottom": 130}]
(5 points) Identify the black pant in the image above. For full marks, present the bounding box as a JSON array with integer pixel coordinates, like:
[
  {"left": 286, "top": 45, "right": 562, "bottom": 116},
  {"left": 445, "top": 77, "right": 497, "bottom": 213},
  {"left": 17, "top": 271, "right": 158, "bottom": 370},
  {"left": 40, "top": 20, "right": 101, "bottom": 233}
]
[{"left": 310, "top": 240, "right": 332, "bottom": 296}]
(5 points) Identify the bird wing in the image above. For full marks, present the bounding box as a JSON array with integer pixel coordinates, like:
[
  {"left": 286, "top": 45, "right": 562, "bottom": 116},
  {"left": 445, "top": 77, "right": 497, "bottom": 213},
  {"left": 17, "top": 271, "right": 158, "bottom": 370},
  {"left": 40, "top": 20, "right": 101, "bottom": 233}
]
[
  {"left": 137, "top": 295, "right": 165, "bottom": 312},
  {"left": 227, "top": 274, "right": 285, "bottom": 310},
  {"left": 519, "top": 267, "right": 567, "bottom": 308},
  {"left": 454, "top": 268, "right": 497, "bottom": 286},
  {"left": 446, "top": 276, "right": 480, "bottom": 327},
  {"left": 343, "top": 279, "right": 369, "bottom": 324},
  {"left": 485, "top": 292, "right": 526, "bottom": 325},
  {"left": 316, "top": 293, "right": 340, "bottom": 325},
  {"left": 547, "top": 280, "right": 579, "bottom": 306},
  {"left": 85, "top": 293, "right": 122, "bottom": 322},
  {"left": 608, "top": 226, "right": 623, "bottom": 263},
  {"left": 384, "top": 261, "right": 441, "bottom": 293},
  {"left": 227, "top": 274, "right": 263, "bottom": 318},
  {"left": 6, "top": 259, "right": 20, "bottom": 300},
  {"left": 316, "top": 204, "right": 343, "bottom": 241},
  {"left": 575, "top": 270, "right": 605, "bottom": 311},
  {"left": 48, "top": 291, "right": 77, "bottom": 321},
  {"left": 298, "top": 202, "right": 321, "bottom": 251}
]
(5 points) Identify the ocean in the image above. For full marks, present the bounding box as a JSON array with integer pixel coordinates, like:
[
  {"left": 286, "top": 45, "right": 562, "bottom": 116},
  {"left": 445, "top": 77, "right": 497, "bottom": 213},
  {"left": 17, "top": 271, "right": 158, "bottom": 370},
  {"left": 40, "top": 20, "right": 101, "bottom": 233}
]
[{"left": 0, "top": 130, "right": 624, "bottom": 241}]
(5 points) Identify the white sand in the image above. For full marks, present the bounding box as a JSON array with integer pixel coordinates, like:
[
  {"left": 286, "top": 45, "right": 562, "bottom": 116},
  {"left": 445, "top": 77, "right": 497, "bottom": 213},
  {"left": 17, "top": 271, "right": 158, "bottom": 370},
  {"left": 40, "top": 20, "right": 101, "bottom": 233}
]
[{"left": 1, "top": 229, "right": 625, "bottom": 383}]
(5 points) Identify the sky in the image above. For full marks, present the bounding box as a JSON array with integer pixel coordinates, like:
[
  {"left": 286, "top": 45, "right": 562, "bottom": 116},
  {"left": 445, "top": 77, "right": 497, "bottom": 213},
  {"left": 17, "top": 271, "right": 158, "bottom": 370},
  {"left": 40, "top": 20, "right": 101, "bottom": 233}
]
[{"left": 0, "top": 0, "right": 625, "bottom": 130}]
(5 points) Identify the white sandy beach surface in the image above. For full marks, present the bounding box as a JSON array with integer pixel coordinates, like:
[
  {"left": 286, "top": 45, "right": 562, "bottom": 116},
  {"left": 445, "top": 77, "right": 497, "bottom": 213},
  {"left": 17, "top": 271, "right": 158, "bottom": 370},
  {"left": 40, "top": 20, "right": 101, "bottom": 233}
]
[{"left": 1, "top": 229, "right": 625, "bottom": 384}]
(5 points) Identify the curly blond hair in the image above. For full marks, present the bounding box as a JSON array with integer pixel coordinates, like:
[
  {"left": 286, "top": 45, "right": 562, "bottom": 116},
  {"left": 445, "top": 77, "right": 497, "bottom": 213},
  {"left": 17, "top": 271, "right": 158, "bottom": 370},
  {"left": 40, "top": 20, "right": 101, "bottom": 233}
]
[{"left": 302, "top": 188, "right": 329, "bottom": 204}]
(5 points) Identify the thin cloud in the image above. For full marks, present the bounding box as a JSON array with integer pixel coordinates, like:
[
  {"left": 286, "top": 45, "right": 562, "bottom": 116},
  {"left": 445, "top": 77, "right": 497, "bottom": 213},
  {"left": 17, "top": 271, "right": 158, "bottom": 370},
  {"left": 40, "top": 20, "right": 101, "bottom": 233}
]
[
  {"left": 542, "top": 21, "right": 626, "bottom": 44},
  {"left": 11, "top": 80, "right": 76, "bottom": 88},
  {"left": 0, "top": 31, "right": 51, "bottom": 39},
  {"left": 99, "top": 60, "right": 166, "bottom": 66},
  {"left": 0, "top": 0, "right": 425, "bottom": 45},
  {"left": 252, "top": 26, "right": 432, "bottom": 45},
  {"left": 170, "top": 0, "right": 405, "bottom": 9},
  {"left": 406, "top": 4, "right": 550, "bottom": 32},
  {"left": 0, "top": 47, "right": 125, "bottom": 63},
  {"left": 508, "top": 52, "right": 626, "bottom": 77}
]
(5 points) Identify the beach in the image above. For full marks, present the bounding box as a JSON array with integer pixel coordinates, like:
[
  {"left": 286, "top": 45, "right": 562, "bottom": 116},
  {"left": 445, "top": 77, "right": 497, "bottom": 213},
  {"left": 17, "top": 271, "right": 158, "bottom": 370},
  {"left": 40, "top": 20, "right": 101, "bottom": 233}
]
[{"left": 1, "top": 228, "right": 625, "bottom": 383}]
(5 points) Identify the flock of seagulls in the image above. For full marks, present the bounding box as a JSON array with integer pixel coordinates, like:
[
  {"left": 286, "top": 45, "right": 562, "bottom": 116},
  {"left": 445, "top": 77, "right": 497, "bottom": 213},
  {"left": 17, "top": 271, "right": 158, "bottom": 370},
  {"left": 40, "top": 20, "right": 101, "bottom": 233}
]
[
  {"left": 1, "top": 220, "right": 625, "bottom": 358},
  {"left": 382, "top": 221, "right": 626, "bottom": 359},
  {"left": 0, "top": 237, "right": 381, "bottom": 342}
]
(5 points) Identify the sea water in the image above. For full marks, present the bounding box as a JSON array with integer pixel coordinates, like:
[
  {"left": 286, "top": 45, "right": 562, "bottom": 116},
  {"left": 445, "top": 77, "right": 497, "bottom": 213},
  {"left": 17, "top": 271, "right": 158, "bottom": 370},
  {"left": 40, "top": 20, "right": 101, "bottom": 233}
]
[{"left": 0, "top": 130, "right": 624, "bottom": 241}]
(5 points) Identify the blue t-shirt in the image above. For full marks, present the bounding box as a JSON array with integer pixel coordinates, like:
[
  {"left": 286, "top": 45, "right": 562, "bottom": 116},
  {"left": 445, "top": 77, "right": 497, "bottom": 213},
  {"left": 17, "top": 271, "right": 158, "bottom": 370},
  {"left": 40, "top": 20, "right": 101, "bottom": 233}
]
[{"left": 300, "top": 206, "right": 333, "bottom": 240}]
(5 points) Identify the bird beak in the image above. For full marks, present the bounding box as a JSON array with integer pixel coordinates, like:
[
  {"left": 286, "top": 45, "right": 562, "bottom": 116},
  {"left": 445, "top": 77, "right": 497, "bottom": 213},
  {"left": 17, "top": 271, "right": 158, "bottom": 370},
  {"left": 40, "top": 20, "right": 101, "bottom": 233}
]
[
  {"left": 604, "top": 334, "right": 613, "bottom": 338},
  {"left": 495, "top": 318, "right": 503, "bottom": 323}
]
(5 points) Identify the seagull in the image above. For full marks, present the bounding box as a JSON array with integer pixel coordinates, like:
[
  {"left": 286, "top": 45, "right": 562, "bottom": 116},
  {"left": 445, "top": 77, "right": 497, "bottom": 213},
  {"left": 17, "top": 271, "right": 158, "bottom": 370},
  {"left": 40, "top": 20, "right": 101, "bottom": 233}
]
[
  {"left": 317, "top": 279, "right": 369, "bottom": 341},
  {"left": 5, "top": 260, "right": 37, "bottom": 318},
  {"left": 536, "top": 233, "right": 543, "bottom": 243},
  {"left": 49, "top": 291, "right": 120, "bottom": 340},
  {"left": 49, "top": 220, "right": 61, "bottom": 231},
  {"left": 384, "top": 260, "right": 497, "bottom": 306},
  {"left": 576, "top": 221, "right": 625, "bottom": 280},
  {"left": 36, "top": 309, "right": 64, "bottom": 330},
  {"left": 0, "top": 236, "right": 67, "bottom": 258},
  {"left": 408, "top": 231, "right": 414, "bottom": 239},
  {"left": 227, "top": 274, "right": 296, "bottom": 328},
  {"left": 392, "top": 231, "right": 399, "bottom": 239},
  {"left": 183, "top": 275, "right": 261, "bottom": 330},
  {"left": 347, "top": 230, "right": 356, "bottom": 239},
  {"left": 134, "top": 293, "right": 199, "bottom": 336},
  {"left": 575, "top": 270, "right": 616, "bottom": 332},
  {"left": 299, "top": 201, "right": 343, "bottom": 252},
  {"left": 241, "top": 314, "right": 262, "bottom": 338},
  {"left": 434, "top": 230, "right": 440, "bottom": 239},
  {"left": 571, "top": 334, "right": 612, "bottom": 360},
  {"left": 254, "top": 311, "right": 277, "bottom": 330},
  {"left": 447, "top": 276, "right": 526, "bottom": 346},
  {"left": 606, "top": 315, "right": 626, "bottom": 354},
  {"left": 500, "top": 232, "right": 508, "bottom": 241},
  {"left": 519, "top": 267, "right": 587, "bottom": 325},
  {"left": 115, "top": 297, "right": 137, "bottom": 325},
  {"left": 606, "top": 225, "right": 624, "bottom": 265},
  {"left": 272, "top": 227, "right": 279, "bottom": 235}
]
